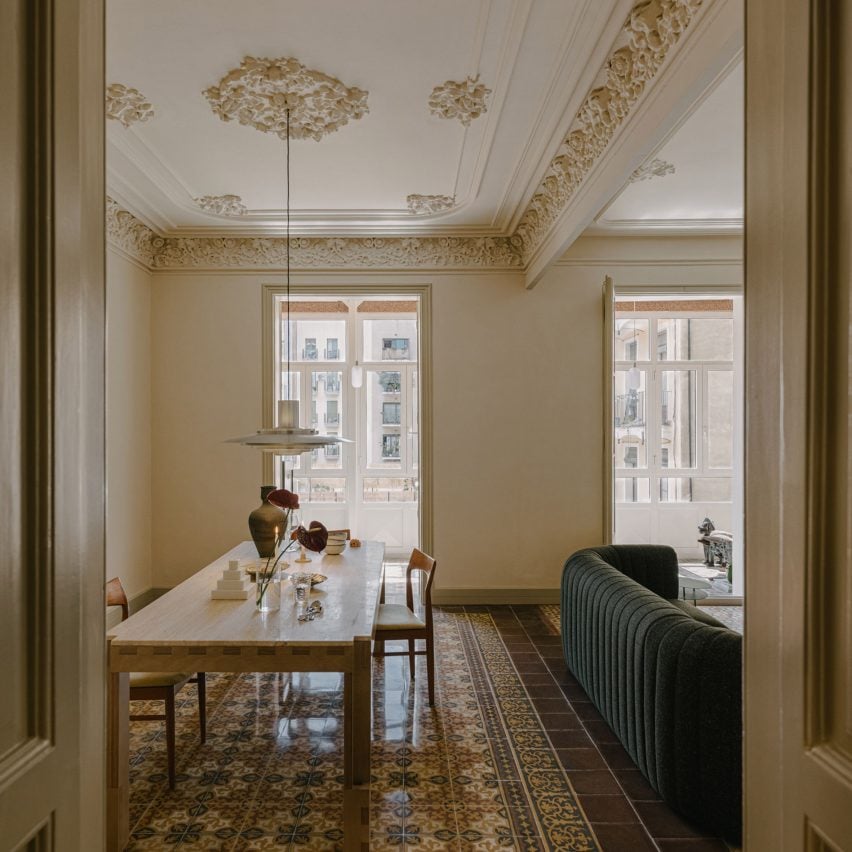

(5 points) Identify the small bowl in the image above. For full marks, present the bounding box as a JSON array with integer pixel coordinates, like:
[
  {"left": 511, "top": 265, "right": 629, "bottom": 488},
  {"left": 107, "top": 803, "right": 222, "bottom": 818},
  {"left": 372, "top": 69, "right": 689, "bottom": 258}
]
[{"left": 324, "top": 542, "right": 345, "bottom": 555}]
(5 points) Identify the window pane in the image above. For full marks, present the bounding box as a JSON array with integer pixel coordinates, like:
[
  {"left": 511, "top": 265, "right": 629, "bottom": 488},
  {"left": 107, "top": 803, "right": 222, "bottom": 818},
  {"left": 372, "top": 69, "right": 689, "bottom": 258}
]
[
  {"left": 366, "top": 370, "right": 401, "bottom": 469},
  {"left": 657, "top": 319, "right": 733, "bottom": 361},
  {"left": 362, "top": 319, "right": 418, "bottom": 362},
  {"left": 660, "top": 370, "right": 696, "bottom": 468},
  {"left": 293, "top": 477, "right": 346, "bottom": 503},
  {"left": 659, "top": 477, "right": 731, "bottom": 502},
  {"left": 362, "top": 477, "right": 418, "bottom": 503},
  {"left": 410, "top": 370, "right": 419, "bottom": 472},
  {"left": 707, "top": 371, "right": 733, "bottom": 468},
  {"left": 614, "top": 319, "right": 650, "bottom": 361},
  {"left": 615, "top": 477, "right": 650, "bottom": 503},
  {"left": 615, "top": 369, "right": 647, "bottom": 468},
  {"left": 283, "top": 319, "right": 347, "bottom": 363}
]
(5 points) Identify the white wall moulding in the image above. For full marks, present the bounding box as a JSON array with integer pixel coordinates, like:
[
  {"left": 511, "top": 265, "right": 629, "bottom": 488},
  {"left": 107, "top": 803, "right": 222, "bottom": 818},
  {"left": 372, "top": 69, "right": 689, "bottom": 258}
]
[
  {"left": 203, "top": 55, "right": 369, "bottom": 141},
  {"left": 106, "top": 197, "right": 522, "bottom": 270},
  {"left": 515, "top": 0, "right": 705, "bottom": 266},
  {"left": 428, "top": 75, "right": 491, "bottom": 126},
  {"left": 106, "top": 82, "right": 154, "bottom": 127}
]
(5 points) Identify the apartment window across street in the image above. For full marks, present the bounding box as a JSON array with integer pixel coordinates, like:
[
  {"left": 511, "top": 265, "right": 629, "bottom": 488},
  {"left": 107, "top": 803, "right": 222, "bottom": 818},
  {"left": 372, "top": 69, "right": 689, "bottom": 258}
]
[{"left": 270, "top": 296, "right": 421, "bottom": 556}]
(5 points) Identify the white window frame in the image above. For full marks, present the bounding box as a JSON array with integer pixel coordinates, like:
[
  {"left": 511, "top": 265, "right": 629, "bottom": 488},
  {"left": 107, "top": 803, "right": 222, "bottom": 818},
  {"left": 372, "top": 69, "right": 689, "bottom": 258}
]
[
  {"left": 614, "top": 310, "right": 735, "bottom": 507},
  {"left": 261, "top": 283, "right": 433, "bottom": 557}
]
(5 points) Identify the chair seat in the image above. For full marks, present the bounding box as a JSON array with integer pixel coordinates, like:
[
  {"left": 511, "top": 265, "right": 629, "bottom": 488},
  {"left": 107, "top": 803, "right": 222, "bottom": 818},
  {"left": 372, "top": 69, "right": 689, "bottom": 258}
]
[
  {"left": 376, "top": 603, "right": 425, "bottom": 631},
  {"left": 130, "top": 671, "right": 192, "bottom": 689}
]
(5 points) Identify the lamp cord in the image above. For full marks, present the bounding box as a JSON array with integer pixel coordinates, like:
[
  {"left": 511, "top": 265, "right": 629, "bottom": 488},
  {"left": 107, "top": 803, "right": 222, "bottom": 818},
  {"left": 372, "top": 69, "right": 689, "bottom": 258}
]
[{"left": 285, "top": 107, "right": 291, "bottom": 400}]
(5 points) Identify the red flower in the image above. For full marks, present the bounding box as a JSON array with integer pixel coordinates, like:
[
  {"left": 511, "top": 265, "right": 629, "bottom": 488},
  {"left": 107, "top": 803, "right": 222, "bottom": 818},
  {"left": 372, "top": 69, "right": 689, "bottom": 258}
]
[
  {"left": 268, "top": 488, "right": 300, "bottom": 510},
  {"left": 297, "top": 521, "right": 328, "bottom": 553}
]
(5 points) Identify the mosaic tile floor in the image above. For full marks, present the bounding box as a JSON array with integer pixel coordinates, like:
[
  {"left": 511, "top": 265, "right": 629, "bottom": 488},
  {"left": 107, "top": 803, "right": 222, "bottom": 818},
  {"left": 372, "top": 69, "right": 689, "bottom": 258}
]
[{"left": 126, "top": 604, "right": 732, "bottom": 851}]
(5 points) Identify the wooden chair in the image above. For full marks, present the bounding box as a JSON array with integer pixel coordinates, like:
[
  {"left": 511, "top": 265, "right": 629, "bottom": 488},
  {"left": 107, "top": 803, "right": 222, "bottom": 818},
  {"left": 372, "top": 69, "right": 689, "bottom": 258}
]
[
  {"left": 373, "top": 549, "right": 437, "bottom": 705},
  {"left": 106, "top": 577, "right": 206, "bottom": 788}
]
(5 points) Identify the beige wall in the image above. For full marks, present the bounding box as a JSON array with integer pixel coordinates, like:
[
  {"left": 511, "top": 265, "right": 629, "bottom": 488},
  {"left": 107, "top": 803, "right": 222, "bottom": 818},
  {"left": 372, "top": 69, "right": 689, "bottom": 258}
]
[
  {"left": 145, "top": 235, "right": 742, "bottom": 596},
  {"left": 106, "top": 249, "right": 153, "bottom": 599}
]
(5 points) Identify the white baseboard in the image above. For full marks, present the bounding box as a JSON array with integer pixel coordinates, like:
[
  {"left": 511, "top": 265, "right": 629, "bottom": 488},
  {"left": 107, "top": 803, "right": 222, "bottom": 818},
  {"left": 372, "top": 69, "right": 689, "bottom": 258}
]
[
  {"left": 432, "top": 588, "right": 561, "bottom": 605},
  {"left": 106, "top": 586, "right": 170, "bottom": 629}
]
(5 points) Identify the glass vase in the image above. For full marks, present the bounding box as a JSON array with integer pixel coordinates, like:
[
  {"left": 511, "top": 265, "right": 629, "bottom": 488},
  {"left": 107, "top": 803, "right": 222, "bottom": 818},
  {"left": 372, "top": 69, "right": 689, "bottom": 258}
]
[{"left": 255, "top": 568, "right": 281, "bottom": 612}]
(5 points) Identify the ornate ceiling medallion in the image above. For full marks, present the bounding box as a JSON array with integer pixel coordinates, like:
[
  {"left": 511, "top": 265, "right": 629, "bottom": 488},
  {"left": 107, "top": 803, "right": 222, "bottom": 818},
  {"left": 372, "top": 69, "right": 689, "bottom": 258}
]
[
  {"left": 629, "top": 158, "right": 675, "bottom": 183},
  {"left": 203, "top": 56, "right": 369, "bottom": 142},
  {"left": 406, "top": 194, "right": 456, "bottom": 215},
  {"left": 428, "top": 75, "right": 491, "bottom": 126},
  {"left": 195, "top": 194, "right": 248, "bottom": 216},
  {"left": 106, "top": 83, "right": 154, "bottom": 127}
]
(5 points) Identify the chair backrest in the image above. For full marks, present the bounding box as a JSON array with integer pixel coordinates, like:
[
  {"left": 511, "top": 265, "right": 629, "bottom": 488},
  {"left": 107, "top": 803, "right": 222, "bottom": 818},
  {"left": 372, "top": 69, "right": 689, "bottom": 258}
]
[
  {"left": 106, "top": 577, "right": 129, "bottom": 622},
  {"left": 406, "top": 548, "right": 436, "bottom": 625},
  {"left": 327, "top": 528, "right": 351, "bottom": 540}
]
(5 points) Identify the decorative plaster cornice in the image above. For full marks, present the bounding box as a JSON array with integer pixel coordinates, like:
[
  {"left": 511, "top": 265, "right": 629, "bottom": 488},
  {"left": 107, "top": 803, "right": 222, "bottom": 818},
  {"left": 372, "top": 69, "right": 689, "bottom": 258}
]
[
  {"left": 106, "top": 197, "right": 159, "bottom": 265},
  {"left": 407, "top": 194, "right": 456, "bottom": 215},
  {"left": 106, "top": 83, "right": 154, "bottom": 127},
  {"left": 428, "top": 75, "right": 491, "bottom": 126},
  {"left": 203, "top": 56, "right": 369, "bottom": 142},
  {"left": 629, "top": 157, "right": 675, "bottom": 183},
  {"left": 152, "top": 234, "right": 522, "bottom": 270},
  {"left": 106, "top": 198, "right": 521, "bottom": 270},
  {"left": 195, "top": 194, "right": 248, "bottom": 216},
  {"left": 515, "top": 0, "right": 703, "bottom": 262}
]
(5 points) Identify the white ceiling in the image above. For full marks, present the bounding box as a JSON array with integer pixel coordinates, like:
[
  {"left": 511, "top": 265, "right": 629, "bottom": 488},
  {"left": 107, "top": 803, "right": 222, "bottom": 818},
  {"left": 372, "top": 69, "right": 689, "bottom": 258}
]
[
  {"left": 591, "top": 59, "right": 743, "bottom": 234},
  {"left": 106, "top": 0, "right": 630, "bottom": 235}
]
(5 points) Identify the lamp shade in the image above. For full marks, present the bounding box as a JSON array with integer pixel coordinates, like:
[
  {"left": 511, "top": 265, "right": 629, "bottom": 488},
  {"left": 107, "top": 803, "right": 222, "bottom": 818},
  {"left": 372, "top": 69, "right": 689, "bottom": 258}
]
[{"left": 226, "top": 399, "right": 351, "bottom": 454}]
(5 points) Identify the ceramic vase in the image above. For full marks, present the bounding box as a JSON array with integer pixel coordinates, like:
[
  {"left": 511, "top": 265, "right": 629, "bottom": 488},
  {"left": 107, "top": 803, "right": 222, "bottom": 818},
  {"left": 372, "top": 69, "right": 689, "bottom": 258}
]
[{"left": 248, "top": 485, "right": 286, "bottom": 558}]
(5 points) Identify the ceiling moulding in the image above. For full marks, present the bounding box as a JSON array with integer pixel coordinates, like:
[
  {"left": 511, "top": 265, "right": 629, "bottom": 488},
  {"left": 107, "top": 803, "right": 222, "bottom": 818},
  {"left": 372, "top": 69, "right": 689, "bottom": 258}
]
[
  {"left": 195, "top": 195, "right": 248, "bottom": 216},
  {"left": 428, "top": 75, "right": 491, "bottom": 126},
  {"left": 514, "top": 0, "right": 705, "bottom": 265},
  {"left": 406, "top": 194, "right": 456, "bottom": 215},
  {"left": 628, "top": 157, "right": 675, "bottom": 182},
  {"left": 203, "top": 56, "right": 369, "bottom": 142},
  {"left": 105, "top": 198, "right": 522, "bottom": 270},
  {"left": 105, "top": 83, "right": 154, "bottom": 127},
  {"left": 106, "top": 197, "right": 159, "bottom": 266}
]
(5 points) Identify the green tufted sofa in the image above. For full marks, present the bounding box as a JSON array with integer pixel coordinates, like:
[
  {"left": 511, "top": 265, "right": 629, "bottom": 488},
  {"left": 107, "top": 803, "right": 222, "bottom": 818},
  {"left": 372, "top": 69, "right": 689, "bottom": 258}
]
[{"left": 561, "top": 545, "right": 742, "bottom": 843}]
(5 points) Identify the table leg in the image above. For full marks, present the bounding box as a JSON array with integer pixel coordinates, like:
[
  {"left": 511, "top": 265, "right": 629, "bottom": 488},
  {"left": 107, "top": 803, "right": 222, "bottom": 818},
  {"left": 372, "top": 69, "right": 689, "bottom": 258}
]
[
  {"left": 106, "top": 668, "right": 129, "bottom": 852},
  {"left": 343, "top": 638, "right": 372, "bottom": 850}
]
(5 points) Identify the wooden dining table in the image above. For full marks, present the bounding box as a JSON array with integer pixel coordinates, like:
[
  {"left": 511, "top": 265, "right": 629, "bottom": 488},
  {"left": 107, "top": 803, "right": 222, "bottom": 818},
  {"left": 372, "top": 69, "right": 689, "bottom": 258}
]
[{"left": 107, "top": 540, "right": 385, "bottom": 851}]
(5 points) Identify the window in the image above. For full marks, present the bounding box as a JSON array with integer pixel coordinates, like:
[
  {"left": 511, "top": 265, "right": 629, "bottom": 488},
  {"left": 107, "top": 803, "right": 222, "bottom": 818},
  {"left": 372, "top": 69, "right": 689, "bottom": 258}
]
[
  {"left": 614, "top": 311, "right": 734, "bottom": 506},
  {"left": 382, "top": 402, "right": 401, "bottom": 425},
  {"left": 270, "top": 295, "right": 423, "bottom": 557},
  {"left": 382, "top": 434, "right": 400, "bottom": 459},
  {"left": 379, "top": 371, "right": 401, "bottom": 393},
  {"left": 326, "top": 399, "right": 339, "bottom": 425},
  {"left": 382, "top": 337, "right": 409, "bottom": 360}
]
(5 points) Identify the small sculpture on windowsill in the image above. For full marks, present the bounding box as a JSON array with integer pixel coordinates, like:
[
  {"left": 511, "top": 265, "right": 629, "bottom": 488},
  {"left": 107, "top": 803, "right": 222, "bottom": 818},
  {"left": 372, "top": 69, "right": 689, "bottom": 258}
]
[{"left": 697, "top": 517, "right": 716, "bottom": 565}]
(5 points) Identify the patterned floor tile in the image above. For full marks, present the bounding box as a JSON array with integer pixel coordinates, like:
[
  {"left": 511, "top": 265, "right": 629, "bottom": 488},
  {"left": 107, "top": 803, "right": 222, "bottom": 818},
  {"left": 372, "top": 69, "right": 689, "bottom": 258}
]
[{"left": 125, "top": 607, "right": 610, "bottom": 850}]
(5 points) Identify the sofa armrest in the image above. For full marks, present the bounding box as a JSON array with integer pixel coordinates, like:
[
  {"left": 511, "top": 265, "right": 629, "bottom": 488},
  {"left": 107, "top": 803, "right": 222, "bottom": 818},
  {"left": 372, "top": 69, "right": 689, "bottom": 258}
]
[{"left": 584, "top": 545, "right": 680, "bottom": 600}]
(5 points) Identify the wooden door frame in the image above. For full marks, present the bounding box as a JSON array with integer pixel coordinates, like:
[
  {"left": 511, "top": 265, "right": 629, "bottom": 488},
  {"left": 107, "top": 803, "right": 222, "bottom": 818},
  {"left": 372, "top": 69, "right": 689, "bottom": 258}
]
[{"left": 745, "top": 1, "right": 852, "bottom": 847}]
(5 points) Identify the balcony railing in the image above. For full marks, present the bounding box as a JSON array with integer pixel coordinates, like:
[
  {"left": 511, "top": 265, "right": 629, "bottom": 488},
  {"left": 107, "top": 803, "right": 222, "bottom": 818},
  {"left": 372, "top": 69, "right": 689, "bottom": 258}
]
[
  {"left": 324, "top": 348, "right": 340, "bottom": 360},
  {"left": 325, "top": 413, "right": 340, "bottom": 425},
  {"left": 303, "top": 347, "right": 318, "bottom": 360}
]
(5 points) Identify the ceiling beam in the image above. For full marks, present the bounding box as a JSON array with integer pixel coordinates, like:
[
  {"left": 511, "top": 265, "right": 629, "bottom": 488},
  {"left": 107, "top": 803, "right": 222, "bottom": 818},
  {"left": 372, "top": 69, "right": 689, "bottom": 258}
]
[{"left": 523, "top": 0, "right": 743, "bottom": 289}]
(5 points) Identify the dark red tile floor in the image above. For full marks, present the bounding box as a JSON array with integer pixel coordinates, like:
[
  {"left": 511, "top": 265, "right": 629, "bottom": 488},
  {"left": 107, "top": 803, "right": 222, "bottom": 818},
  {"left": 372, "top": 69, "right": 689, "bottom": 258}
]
[{"left": 481, "top": 604, "right": 734, "bottom": 852}]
